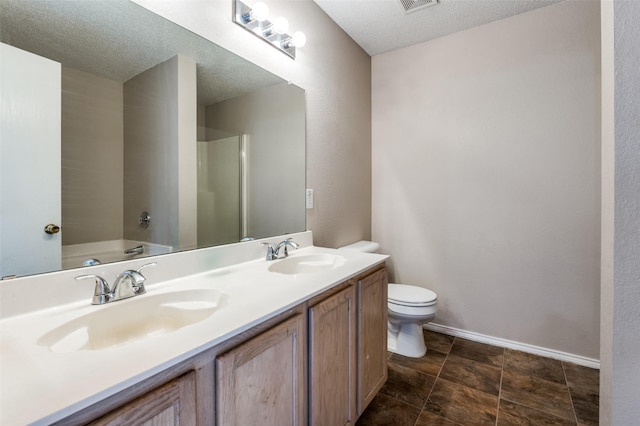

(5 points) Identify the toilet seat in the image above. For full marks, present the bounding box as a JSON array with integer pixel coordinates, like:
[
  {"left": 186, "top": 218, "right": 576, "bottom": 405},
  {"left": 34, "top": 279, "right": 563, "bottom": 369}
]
[
  {"left": 389, "top": 299, "right": 437, "bottom": 307},
  {"left": 388, "top": 284, "right": 437, "bottom": 306},
  {"left": 388, "top": 301, "right": 437, "bottom": 316}
]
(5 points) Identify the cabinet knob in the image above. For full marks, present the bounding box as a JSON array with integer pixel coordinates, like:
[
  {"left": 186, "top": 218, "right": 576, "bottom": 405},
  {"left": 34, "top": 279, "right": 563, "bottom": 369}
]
[{"left": 44, "top": 224, "right": 60, "bottom": 234}]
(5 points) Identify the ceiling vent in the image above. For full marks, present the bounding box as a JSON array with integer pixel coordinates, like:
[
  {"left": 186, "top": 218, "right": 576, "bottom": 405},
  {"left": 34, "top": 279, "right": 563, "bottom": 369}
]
[{"left": 400, "top": 0, "right": 439, "bottom": 14}]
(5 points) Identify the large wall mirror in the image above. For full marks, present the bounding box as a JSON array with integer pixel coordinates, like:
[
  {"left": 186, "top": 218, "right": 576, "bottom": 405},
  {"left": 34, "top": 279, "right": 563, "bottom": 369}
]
[{"left": 0, "top": 0, "right": 306, "bottom": 278}]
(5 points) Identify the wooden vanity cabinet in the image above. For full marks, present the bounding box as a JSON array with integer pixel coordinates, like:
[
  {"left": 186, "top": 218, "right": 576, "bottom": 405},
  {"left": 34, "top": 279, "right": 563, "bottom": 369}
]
[
  {"left": 308, "top": 285, "right": 357, "bottom": 426},
  {"left": 57, "top": 306, "right": 302, "bottom": 426},
  {"left": 215, "top": 314, "right": 306, "bottom": 426},
  {"left": 90, "top": 372, "right": 196, "bottom": 426},
  {"left": 356, "top": 267, "right": 388, "bottom": 415},
  {"left": 308, "top": 265, "right": 388, "bottom": 424}
]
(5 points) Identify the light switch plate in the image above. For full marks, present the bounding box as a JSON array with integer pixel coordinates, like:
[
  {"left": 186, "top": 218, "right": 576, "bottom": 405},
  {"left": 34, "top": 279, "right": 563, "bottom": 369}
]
[{"left": 306, "top": 189, "right": 314, "bottom": 209}]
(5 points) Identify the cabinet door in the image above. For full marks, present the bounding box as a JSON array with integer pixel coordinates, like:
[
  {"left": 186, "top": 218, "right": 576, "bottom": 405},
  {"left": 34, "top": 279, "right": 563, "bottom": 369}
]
[
  {"left": 309, "top": 285, "right": 356, "bottom": 426},
  {"left": 357, "top": 268, "right": 388, "bottom": 415},
  {"left": 216, "top": 314, "right": 306, "bottom": 426},
  {"left": 90, "top": 372, "right": 196, "bottom": 426}
]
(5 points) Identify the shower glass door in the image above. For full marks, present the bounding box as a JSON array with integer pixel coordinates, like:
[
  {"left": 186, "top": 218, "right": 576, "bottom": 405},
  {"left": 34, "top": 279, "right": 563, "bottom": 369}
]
[{"left": 196, "top": 134, "right": 247, "bottom": 247}]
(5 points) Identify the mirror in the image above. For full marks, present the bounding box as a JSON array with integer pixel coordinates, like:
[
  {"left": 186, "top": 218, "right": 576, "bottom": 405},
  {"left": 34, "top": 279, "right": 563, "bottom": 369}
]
[{"left": 0, "top": 0, "right": 306, "bottom": 278}]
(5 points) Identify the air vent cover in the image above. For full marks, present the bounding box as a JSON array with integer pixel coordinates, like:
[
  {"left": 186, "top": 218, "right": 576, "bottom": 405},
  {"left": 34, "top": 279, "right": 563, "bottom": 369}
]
[{"left": 400, "top": 0, "right": 439, "bottom": 14}]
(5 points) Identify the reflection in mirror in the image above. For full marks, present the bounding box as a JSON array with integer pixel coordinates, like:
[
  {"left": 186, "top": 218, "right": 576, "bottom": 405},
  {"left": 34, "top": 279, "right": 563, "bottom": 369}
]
[{"left": 0, "top": 0, "right": 306, "bottom": 278}]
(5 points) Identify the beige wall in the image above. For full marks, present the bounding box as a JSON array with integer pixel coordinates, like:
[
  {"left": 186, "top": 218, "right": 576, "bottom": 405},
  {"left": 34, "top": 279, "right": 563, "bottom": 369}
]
[
  {"left": 372, "top": 1, "right": 601, "bottom": 359},
  {"left": 133, "top": 0, "right": 372, "bottom": 248},
  {"left": 600, "top": 0, "right": 640, "bottom": 423},
  {"left": 205, "top": 83, "right": 306, "bottom": 239},
  {"left": 123, "top": 55, "right": 197, "bottom": 249},
  {"left": 61, "top": 67, "right": 123, "bottom": 245}
]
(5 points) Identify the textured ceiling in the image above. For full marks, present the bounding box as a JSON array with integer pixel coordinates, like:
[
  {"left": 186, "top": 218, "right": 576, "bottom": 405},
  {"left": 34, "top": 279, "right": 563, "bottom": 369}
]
[
  {"left": 0, "top": 0, "right": 283, "bottom": 105},
  {"left": 313, "top": 0, "right": 565, "bottom": 56}
]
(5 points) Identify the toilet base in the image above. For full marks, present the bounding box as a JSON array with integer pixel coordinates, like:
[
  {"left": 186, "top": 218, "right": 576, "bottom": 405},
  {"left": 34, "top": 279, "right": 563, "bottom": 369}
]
[{"left": 387, "top": 316, "right": 432, "bottom": 358}]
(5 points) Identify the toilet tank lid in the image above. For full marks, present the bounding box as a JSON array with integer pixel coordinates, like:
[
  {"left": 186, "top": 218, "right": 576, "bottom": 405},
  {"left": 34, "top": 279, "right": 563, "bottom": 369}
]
[{"left": 338, "top": 240, "right": 380, "bottom": 253}]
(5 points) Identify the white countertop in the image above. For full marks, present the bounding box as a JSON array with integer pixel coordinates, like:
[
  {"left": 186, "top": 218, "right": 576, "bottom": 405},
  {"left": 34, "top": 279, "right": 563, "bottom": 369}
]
[{"left": 0, "top": 245, "right": 387, "bottom": 425}]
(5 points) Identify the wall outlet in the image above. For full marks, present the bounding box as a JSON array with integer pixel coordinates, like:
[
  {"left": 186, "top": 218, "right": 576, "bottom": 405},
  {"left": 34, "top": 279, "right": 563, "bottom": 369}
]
[{"left": 306, "top": 189, "right": 314, "bottom": 209}]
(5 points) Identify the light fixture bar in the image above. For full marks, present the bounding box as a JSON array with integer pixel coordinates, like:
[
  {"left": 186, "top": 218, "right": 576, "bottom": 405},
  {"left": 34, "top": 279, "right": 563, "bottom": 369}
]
[{"left": 233, "top": 0, "right": 300, "bottom": 59}]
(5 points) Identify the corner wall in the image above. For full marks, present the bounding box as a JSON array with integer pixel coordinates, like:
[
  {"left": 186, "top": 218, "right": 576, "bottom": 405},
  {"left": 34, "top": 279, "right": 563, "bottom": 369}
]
[
  {"left": 600, "top": 0, "right": 640, "bottom": 423},
  {"left": 372, "top": 1, "right": 601, "bottom": 359},
  {"left": 123, "top": 55, "right": 197, "bottom": 249}
]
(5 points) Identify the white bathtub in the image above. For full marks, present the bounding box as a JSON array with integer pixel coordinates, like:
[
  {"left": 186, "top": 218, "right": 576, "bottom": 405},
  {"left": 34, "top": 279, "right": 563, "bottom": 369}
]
[{"left": 62, "top": 240, "right": 173, "bottom": 270}]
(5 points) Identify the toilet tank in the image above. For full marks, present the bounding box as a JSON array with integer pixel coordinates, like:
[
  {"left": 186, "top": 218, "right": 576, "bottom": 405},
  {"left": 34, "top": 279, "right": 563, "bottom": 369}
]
[{"left": 338, "top": 240, "right": 380, "bottom": 253}]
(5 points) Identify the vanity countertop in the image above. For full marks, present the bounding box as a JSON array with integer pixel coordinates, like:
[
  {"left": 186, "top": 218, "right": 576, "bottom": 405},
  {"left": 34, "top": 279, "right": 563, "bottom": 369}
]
[{"left": 0, "top": 245, "right": 387, "bottom": 425}]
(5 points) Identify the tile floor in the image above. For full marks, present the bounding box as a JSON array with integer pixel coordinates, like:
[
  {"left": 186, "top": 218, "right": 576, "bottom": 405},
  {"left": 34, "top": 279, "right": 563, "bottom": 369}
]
[{"left": 357, "top": 331, "right": 599, "bottom": 426}]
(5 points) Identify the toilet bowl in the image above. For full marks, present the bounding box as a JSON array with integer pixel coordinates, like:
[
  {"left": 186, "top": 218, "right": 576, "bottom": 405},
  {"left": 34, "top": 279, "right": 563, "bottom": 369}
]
[
  {"left": 338, "top": 241, "right": 438, "bottom": 358},
  {"left": 387, "top": 284, "right": 437, "bottom": 357}
]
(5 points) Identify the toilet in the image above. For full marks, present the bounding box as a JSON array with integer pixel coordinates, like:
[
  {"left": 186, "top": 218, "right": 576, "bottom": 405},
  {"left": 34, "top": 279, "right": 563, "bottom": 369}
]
[{"left": 338, "top": 241, "right": 438, "bottom": 358}]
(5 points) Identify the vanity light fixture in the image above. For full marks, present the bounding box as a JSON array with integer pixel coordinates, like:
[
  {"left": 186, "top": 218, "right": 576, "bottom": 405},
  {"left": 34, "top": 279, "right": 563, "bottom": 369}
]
[
  {"left": 241, "top": 1, "right": 269, "bottom": 22},
  {"left": 272, "top": 16, "right": 289, "bottom": 34},
  {"left": 233, "top": 0, "right": 306, "bottom": 59}
]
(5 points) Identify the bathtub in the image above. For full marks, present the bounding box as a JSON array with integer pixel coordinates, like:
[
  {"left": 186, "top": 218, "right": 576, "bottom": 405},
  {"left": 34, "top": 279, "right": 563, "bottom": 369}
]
[{"left": 62, "top": 240, "right": 173, "bottom": 270}]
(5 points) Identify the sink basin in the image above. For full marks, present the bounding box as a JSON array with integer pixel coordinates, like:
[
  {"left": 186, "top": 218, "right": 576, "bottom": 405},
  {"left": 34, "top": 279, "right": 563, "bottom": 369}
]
[
  {"left": 268, "top": 254, "right": 347, "bottom": 275},
  {"left": 37, "top": 289, "right": 228, "bottom": 353}
]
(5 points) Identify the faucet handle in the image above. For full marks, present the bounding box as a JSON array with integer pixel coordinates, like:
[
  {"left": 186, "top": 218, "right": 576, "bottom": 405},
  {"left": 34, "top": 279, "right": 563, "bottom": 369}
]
[
  {"left": 136, "top": 262, "right": 157, "bottom": 274},
  {"left": 76, "top": 274, "right": 112, "bottom": 305},
  {"left": 282, "top": 238, "right": 299, "bottom": 257},
  {"left": 117, "top": 262, "right": 155, "bottom": 294},
  {"left": 274, "top": 238, "right": 299, "bottom": 258}
]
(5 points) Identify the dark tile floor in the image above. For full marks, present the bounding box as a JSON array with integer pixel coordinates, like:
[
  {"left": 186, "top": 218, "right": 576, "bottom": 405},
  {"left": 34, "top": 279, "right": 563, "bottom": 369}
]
[{"left": 357, "top": 331, "right": 599, "bottom": 426}]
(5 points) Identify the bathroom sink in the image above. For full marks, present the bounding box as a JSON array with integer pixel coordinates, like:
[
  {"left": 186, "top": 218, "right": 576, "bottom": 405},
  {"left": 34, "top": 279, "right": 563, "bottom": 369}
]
[
  {"left": 37, "top": 289, "right": 228, "bottom": 353},
  {"left": 268, "top": 254, "right": 347, "bottom": 275}
]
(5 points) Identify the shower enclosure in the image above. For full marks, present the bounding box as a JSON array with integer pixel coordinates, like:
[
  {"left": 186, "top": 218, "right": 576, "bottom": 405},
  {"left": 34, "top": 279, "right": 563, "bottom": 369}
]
[{"left": 197, "top": 134, "right": 248, "bottom": 247}]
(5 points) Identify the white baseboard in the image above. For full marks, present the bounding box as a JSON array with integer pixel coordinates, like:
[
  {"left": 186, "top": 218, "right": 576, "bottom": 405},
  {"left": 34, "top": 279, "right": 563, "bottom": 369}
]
[{"left": 424, "top": 323, "right": 600, "bottom": 370}]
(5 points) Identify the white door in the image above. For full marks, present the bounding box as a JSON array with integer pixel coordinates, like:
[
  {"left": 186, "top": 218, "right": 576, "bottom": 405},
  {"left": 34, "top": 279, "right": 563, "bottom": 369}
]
[{"left": 0, "top": 43, "right": 61, "bottom": 277}]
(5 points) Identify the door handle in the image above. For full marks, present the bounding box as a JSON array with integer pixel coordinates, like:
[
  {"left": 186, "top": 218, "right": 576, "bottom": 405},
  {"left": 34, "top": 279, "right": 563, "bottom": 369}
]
[{"left": 44, "top": 224, "right": 60, "bottom": 234}]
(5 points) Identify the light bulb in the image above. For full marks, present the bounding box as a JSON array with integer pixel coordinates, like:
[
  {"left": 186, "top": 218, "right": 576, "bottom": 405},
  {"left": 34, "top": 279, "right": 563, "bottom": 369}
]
[
  {"left": 273, "top": 17, "right": 289, "bottom": 35},
  {"left": 251, "top": 2, "right": 269, "bottom": 22},
  {"left": 291, "top": 31, "right": 306, "bottom": 48}
]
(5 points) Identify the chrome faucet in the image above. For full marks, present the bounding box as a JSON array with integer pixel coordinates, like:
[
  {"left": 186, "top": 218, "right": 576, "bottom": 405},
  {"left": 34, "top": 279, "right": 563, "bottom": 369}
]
[
  {"left": 76, "top": 262, "right": 157, "bottom": 305},
  {"left": 262, "top": 238, "right": 299, "bottom": 261}
]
